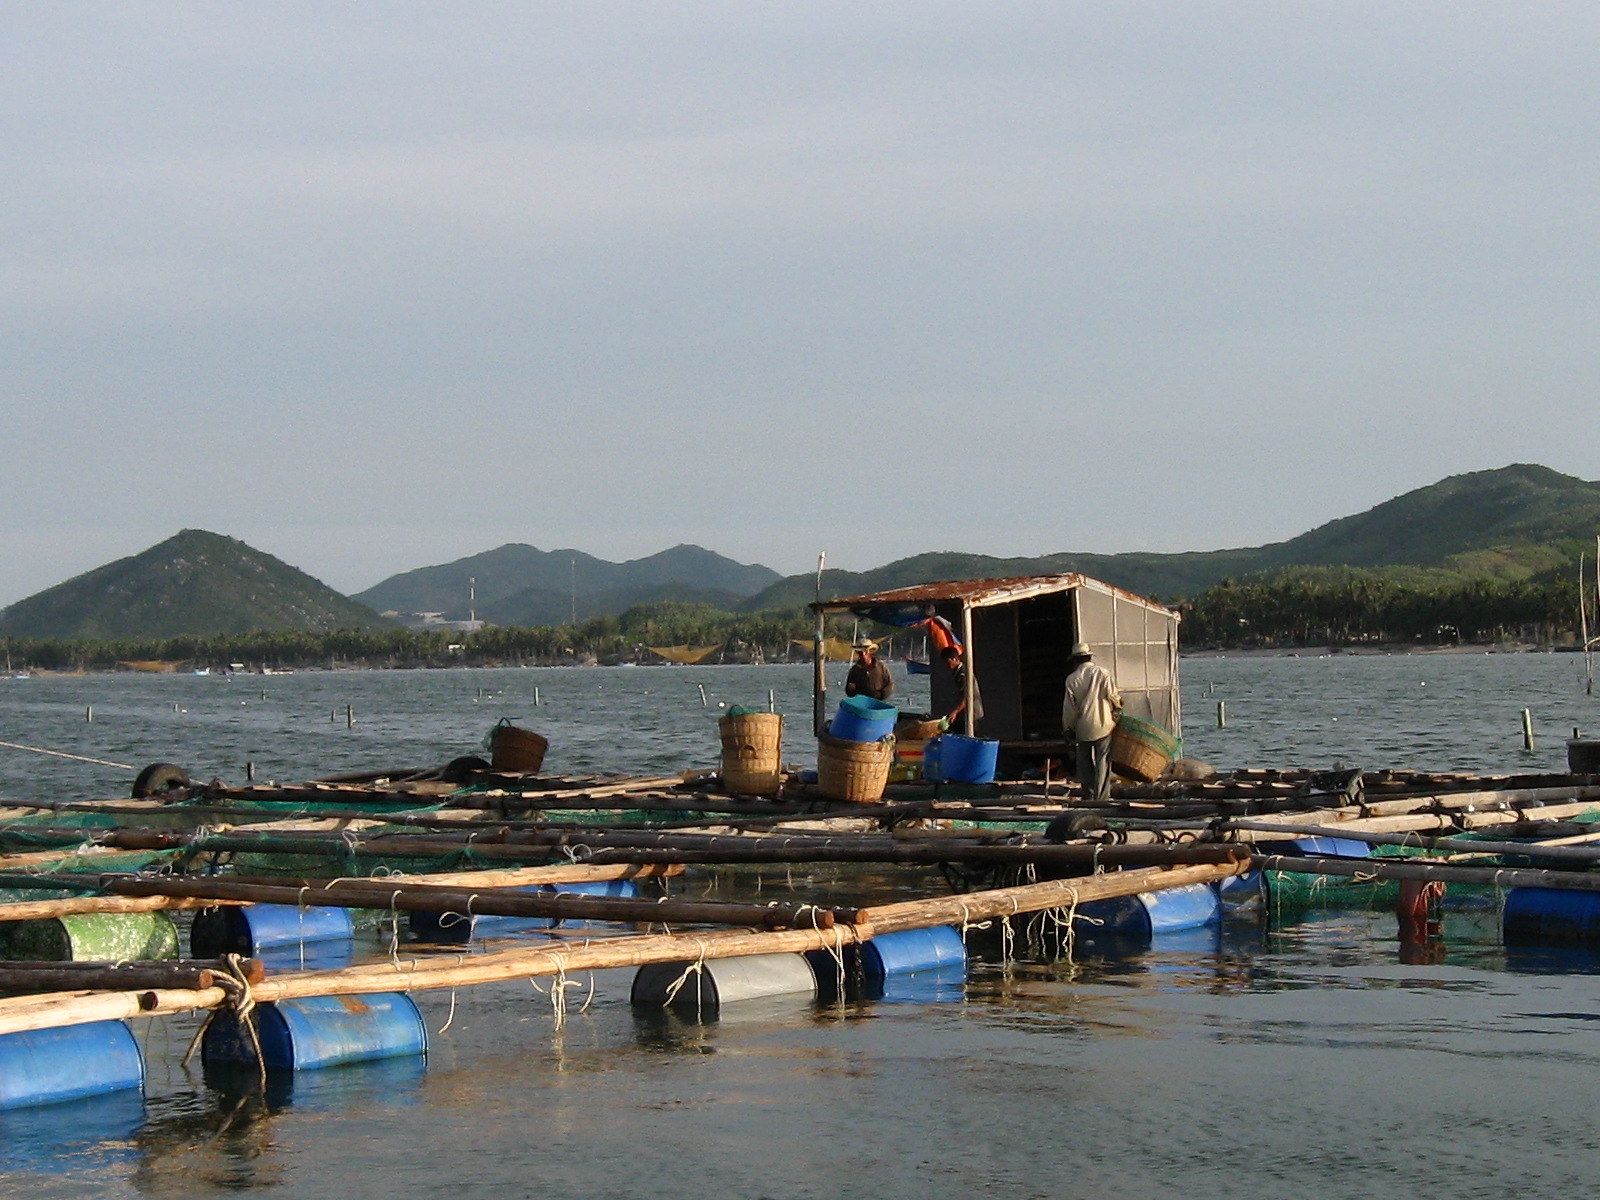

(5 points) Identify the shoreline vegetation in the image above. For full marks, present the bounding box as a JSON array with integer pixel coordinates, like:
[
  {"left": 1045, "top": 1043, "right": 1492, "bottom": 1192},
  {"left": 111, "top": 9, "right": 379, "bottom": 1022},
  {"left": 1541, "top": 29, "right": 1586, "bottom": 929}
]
[{"left": 0, "top": 570, "right": 1588, "bottom": 674}]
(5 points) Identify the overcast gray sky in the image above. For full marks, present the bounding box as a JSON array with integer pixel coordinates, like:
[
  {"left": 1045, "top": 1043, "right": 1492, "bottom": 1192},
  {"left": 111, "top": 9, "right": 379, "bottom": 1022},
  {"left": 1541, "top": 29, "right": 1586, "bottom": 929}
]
[{"left": 3, "top": 2, "right": 1596, "bottom": 606}]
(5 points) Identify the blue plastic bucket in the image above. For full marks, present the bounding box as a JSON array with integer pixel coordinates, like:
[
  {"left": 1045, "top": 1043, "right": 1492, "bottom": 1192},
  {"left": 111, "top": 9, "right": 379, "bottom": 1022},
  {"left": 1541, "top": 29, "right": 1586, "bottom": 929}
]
[
  {"left": 202, "top": 992, "right": 427, "bottom": 1071},
  {"left": 830, "top": 695, "right": 898, "bottom": 743},
  {"left": 923, "top": 734, "right": 999, "bottom": 784},
  {"left": 190, "top": 903, "right": 354, "bottom": 957},
  {"left": 0, "top": 1022, "right": 144, "bottom": 1109}
]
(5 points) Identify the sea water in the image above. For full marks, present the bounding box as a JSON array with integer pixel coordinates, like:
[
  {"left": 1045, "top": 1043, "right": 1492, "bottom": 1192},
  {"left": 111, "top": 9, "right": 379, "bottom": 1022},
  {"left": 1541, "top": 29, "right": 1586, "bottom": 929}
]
[{"left": 0, "top": 654, "right": 1596, "bottom": 1199}]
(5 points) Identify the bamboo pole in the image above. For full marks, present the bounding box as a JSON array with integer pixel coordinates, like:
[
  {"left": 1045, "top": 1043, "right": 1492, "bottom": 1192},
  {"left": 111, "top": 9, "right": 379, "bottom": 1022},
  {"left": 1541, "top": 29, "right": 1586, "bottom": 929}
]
[
  {"left": 32, "top": 875, "right": 851, "bottom": 931},
  {"left": 0, "top": 894, "right": 248, "bottom": 922},
  {"left": 0, "top": 861, "right": 1245, "bottom": 1035},
  {"left": 1253, "top": 853, "right": 1600, "bottom": 892},
  {"left": 1228, "top": 821, "right": 1600, "bottom": 864},
  {"left": 0, "top": 863, "right": 680, "bottom": 924}
]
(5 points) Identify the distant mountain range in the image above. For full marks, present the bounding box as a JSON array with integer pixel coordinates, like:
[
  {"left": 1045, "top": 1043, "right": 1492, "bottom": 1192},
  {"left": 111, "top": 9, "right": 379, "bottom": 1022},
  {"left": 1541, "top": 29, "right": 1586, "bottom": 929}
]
[
  {"left": 740, "top": 463, "right": 1600, "bottom": 608},
  {"left": 3, "top": 464, "right": 1596, "bottom": 640},
  {"left": 0, "top": 530, "right": 387, "bottom": 640},
  {"left": 353, "top": 543, "right": 781, "bottom": 625}
]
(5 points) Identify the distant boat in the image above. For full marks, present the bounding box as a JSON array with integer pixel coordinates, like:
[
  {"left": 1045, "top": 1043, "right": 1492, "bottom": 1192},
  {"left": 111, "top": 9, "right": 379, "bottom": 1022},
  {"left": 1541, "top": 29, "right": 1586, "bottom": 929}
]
[{"left": 905, "top": 658, "right": 931, "bottom": 676}]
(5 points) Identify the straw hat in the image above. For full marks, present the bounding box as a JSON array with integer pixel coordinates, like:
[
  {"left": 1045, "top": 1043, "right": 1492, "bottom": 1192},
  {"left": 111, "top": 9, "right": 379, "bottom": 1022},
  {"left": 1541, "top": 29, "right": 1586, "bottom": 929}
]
[
  {"left": 1069, "top": 642, "right": 1091, "bottom": 657},
  {"left": 853, "top": 638, "right": 878, "bottom": 652}
]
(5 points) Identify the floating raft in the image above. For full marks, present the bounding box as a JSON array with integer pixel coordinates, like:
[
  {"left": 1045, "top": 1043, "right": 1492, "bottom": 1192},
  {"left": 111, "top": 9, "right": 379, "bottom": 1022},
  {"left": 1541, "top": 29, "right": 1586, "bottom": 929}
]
[{"left": 0, "top": 753, "right": 1598, "bottom": 1108}]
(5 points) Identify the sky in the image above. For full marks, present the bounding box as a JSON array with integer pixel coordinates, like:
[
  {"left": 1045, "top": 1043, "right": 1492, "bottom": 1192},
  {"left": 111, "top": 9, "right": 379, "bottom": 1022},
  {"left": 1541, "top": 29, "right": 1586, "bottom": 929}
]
[{"left": 3, "top": 2, "right": 1597, "bottom": 607}]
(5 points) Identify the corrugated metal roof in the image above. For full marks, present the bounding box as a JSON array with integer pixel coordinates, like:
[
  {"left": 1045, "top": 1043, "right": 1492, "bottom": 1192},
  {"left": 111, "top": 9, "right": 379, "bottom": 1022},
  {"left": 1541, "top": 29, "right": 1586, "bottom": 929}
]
[{"left": 812, "top": 573, "right": 1177, "bottom": 616}]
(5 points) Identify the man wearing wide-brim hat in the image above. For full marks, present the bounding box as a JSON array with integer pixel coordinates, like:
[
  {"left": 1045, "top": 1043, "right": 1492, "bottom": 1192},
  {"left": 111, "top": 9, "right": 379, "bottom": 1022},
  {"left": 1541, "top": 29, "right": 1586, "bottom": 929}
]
[
  {"left": 1062, "top": 641, "right": 1121, "bottom": 804},
  {"left": 845, "top": 638, "right": 894, "bottom": 702}
]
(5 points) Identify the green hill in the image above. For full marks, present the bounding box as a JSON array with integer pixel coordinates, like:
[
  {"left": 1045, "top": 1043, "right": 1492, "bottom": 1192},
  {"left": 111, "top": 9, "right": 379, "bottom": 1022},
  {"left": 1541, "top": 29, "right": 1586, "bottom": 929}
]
[
  {"left": 0, "top": 530, "right": 388, "bottom": 639},
  {"left": 742, "top": 464, "right": 1600, "bottom": 609},
  {"left": 355, "top": 542, "right": 780, "bottom": 620}
]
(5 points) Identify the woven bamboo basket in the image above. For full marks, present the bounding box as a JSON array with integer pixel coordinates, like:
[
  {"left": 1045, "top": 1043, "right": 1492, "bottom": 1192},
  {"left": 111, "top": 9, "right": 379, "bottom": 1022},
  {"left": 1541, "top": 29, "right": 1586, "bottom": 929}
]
[
  {"left": 816, "top": 730, "right": 894, "bottom": 804},
  {"left": 719, "top": 712, "right": 784, "bottom": 796},
  {"left": 1108, "top": 713, "right": 1182, "bottom": 783},
  {"left": 489, "top": 722, "right": 549, "bottom": 774}
]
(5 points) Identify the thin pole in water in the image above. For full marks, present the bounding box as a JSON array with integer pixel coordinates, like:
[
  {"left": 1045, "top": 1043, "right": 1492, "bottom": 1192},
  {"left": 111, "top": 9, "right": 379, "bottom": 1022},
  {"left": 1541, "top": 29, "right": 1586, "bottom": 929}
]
[
  {"left": 534, "top": 687, "right": 541, "bottom": 707},
  {"left": 697, "top": 684, "right": 708, "bottom": 708},
  {"left": 768, "top": 689, "right": 776, "bottom": 714},
  {"left": 346, "top": 703, "right": 354, "bottom": 730},
  {"left": 1217, "top": 700, "right": 1226, "bottom": 728},
  {"left": 246, "top": 761, "right": 255, "bottom": 781},
  {"left": 85, "top": 706, "right": 92, "bottom": 724},
  {"left": 1522, "top": 708, "right": 1535, "bottom": 752}
]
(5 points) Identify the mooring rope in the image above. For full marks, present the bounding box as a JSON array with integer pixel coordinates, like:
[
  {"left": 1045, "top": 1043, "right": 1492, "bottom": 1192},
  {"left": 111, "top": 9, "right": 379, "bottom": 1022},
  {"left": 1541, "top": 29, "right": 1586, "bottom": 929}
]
[{"left": 0, "top": 739, "right": 135, "bottom": 770}]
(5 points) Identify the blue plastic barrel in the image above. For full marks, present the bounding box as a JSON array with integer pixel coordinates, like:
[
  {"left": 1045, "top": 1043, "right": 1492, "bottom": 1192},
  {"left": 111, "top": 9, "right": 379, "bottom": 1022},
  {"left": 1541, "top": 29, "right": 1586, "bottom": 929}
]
[
  {"left": 0, "top": 1022, "right": 144, "bottom": 1110},
  {"left": 190, "top": 903, "right": 354, "bottom": 957},
  {"left": 1289, "top": 836, "right": 1372, "bottom": 859},
  {"left": 1503, "top": 888, "right": 1600, "bottom": 944},
  {"left": 202, "top": 993, "right": 427, "bottom": 1071},
  {"left": 1215, "top": 869, "right": 1267, "bottom": 910},
  {"left": 830, "top": 695, "right": 898, "bottom": 743},
  {"left": 631, "top": 952, "right": 817, "bottom": 1014},
  {"left": 1076, "top": 881, "right": 1221, "bottom": 938},
  {"left": 923, "top": 734, "right": 1000, "bottom": 783},
  {"left": 861, "top": 926, "right": 967, "bottom": 977},
  {"left": 410, "top": 879, "right": 640, "bottom": 943}
]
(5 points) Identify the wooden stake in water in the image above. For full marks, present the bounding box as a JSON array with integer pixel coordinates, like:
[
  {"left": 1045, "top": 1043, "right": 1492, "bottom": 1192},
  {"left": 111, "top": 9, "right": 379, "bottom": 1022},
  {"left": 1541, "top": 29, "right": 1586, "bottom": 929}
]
[
  {"left": 85, "top": 706, "right": 92, "bottom": 724},
  {"left": 346, "top": 703, "right": 354, "bottom": 730},
  {"left": 1217, "top": 700, "right": 1226, "bottom": 728},
  {"left": 246, "top": 761, "right": 255, "bottom": 781},
  {"left": 697, "top": 684, "right": 708, "bottom": 708},
  {"left": 768, "top": 689, "right": 776, "bottom": 714},
  {"left": 1522, "top": 708, "right": 1535, "bottom": 752},
  {"left": 535, "top": 687, "right": 541, "bottom": 706}
]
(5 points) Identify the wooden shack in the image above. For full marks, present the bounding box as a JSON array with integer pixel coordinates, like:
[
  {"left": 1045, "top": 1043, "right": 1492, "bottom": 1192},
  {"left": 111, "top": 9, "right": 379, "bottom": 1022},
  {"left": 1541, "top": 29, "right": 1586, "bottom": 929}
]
[{"left": 811, "top": 574, "right": 1181, "bottom": 764}]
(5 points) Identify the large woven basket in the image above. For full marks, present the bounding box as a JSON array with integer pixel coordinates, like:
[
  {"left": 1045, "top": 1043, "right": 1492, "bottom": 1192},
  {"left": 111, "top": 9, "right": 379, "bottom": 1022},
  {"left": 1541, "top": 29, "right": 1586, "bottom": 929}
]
[
  {"left": 489, "top": 722, "right": 549, "bottom": 774},
  {"left": 719, "top": 712, "right": 784, "bottom": 796},
  {"left": 1108, "top": 713, "right": 1182, "bottom": 783},
  {"left": 816, "top": 730, "right": 894, "bottom": 804}
]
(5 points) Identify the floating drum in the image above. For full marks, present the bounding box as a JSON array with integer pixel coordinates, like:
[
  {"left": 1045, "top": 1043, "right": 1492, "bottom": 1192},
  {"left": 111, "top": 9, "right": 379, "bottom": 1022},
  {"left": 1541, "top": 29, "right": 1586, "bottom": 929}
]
[
  {"left": 1503, "top": 888, "right": 1600, "bottom": 944},
  {"left": 202, "top": 993, "right": 427, "bottom": 1072},
  {"left": 815, "top": 730, "right": 894, "bottom": 803},
  {"left": 1569, "top": 738, "right": 1600, "bottom": 774},
  {"left": 861, "top": 926, "right": 967, "bottom": 977},
  {"left": 190, "top": 903, "right": 354, "bottom": 957},
  {"left": 829, "top": 695, "right": 898, "bottom": 743},
  {"left": 719, "top": 711, "right": 784, "bottom": 796},
  {"left": 489, "top": 720, "right": 549, "bottom": 773},
  {"left": 631, "top": 952, "right": 817, "bottom": 1015},
  {"left": 1108, "top": 714, "right": 1182, "bottom": 783},
  {"left": 409, "top": 879, "right": 639, "bottom": 943},
  {"left": 923, "top": 734, "right": 999, "bottom": 784},
  {"left": 0, "top": 1022, "right": 144, "bottom": 1109},
  {"left": 0, "top": 912, "right": 178, "bottom": 962},
  {"left": 1075, "top": 881, "right": 1221, "bottom": 938}
]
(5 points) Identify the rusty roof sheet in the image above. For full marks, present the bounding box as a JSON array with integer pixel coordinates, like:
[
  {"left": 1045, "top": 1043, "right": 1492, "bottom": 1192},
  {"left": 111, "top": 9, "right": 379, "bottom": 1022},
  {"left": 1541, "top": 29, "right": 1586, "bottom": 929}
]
[{"left": 812, "top": 573, "right": 1176, "bottom": 615}]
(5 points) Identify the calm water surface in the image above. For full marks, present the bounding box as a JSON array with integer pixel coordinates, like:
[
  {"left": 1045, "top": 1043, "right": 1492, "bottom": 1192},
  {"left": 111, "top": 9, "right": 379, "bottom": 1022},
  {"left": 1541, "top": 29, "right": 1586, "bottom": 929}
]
[{"left": 0, "top": 655, "right": 1597, "bottom": 1199}]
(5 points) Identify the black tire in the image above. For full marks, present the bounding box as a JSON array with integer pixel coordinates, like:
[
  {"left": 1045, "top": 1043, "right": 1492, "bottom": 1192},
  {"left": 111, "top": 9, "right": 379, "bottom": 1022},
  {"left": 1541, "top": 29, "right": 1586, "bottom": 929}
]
[
  {"left": 132, "top": 762, "right": 191, "bottom": 799},
  {"left": 1044, "top": 811, "right": 1108, "bottom": 844},
  {"left": 439, "top": 755, "right": 491, "bottom": 784}
]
